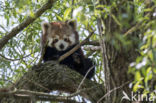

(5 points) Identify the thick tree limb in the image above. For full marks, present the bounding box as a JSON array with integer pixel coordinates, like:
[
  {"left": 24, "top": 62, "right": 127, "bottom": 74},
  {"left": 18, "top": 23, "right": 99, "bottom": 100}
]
[
  {"left": 0, "top": 89, "right": 80, "bottom": 103},
  {"left": 0, "top": 61, "right": 105, "bottom": 103},
  {"left": 0, "top": 0, "right": 55, "bottom": 50}
]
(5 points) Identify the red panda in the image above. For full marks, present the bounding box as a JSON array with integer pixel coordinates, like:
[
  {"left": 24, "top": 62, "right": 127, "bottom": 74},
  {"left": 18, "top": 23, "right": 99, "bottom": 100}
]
[{"left": 41, "top": 20, "right": 95, "bottom": 79}]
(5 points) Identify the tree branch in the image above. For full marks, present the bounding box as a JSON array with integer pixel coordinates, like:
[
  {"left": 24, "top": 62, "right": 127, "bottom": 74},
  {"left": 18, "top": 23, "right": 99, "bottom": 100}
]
[
  {"left": 97, "top": 81, "right": 129, "bottom": 103},
  {"left": 0, "top": 89, "right": 80, "bottom": 103},
  {"left": 83, "top": 46, "right": 101, "bottom": 51},
  {"left": 0, "top": 0, "right": 55, "bottom": 50},
  {"left": 124, "top": 5, "right": 156, "bottom": 36},
  {"left": 0, "top": 61, "right": 105, "bottom": 103},
  {"left": 83, "top": 40, "right": 100, "bottom": 46},
  {"left": 0, "top": 54, "right": 31, "bottom": 61}
]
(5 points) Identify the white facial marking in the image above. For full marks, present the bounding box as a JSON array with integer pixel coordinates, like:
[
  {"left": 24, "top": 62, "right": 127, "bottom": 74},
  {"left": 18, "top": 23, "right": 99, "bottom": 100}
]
[
  {"left": 55, "top": 40, "right": 69, "bottom": 51},
  {"left": 69, "top": 34, "right": 76, "bottom": 45},
  {"left": 48, "top": 35, "right": 59, "bottom": 47},
  {"left": 48, "top": 34, "right": 76, "bottom": 51},
  {"left": 48, "top": 38, "right": 53, "bottom": 47}
]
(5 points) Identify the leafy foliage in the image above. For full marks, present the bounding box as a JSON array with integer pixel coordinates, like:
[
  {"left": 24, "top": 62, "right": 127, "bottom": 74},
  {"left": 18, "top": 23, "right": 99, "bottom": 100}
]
[
  {"left": 0, "top": 0, "right": 156, "bottom": 102},
  {"left": 0, "top": 0, "right": 100, "bottom": 87}
]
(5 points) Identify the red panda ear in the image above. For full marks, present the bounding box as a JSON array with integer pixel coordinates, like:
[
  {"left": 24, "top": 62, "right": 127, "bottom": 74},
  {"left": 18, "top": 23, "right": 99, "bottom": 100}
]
[
  {"left": 41, "top": 22, "right": 51, "bottom": 34},
  {"left": 66, "top": 20, "right": 77, "bottom": 30}
]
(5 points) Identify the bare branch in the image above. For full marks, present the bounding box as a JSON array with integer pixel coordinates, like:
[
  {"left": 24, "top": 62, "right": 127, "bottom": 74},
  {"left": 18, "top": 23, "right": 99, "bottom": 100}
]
[
  {"left": 83, "top": 40, "right": 100, "bottom": 46},
  {"left": 0, "top": 89, "right": 81, "bottom": 103},
  {"left": 97, "top": 81, "right": 129, "bottom": 103},
  {"left": 0, "top": 24, "right": 8, "bottom": 33},
  {"left": 83, "top": 46, "right": 101, "bottom": 51},
  {"left": 0, "top": 0, "right": 55, "bottom": 50},
  {"left": 77, "top": 66, "right": 95, "bottom": 91},
  {"left": 0, "top": 54, "right": 31, "bottom": 61},
  {"left": 71, "top": 0, "right": 75, "bottom": 18}
]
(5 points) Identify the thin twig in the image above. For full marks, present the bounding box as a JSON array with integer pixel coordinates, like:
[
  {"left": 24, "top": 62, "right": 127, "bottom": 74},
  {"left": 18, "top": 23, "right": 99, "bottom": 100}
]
[
  {"left": 97, "top": 81, "right": 129, "bottom": 103},
  {"left": 83, "top": 40, "right": 100, "bottom": 46},
  {"left": 77, "top": 66, "right": 95, "bottom": 91},
  {"left": 0, "top": 54, "right": 31, "bottom": 61},
  {"left": 0, "top": 24, "right": 8, "bottom": 33},
  {"left": 58, "top": 31, "right": 94, "bottom": 62},
  {"left": 83, "top": 46, "right": 101, "bottom": 51},
  {"left": 69, "top": 85, "right": 99, "bottom": 97},
  {"left": 124, "top": 22, "right": 142, "bottom": 36},
  {"left": 71, "top": 0, "right": 74, "bottom": 18}
]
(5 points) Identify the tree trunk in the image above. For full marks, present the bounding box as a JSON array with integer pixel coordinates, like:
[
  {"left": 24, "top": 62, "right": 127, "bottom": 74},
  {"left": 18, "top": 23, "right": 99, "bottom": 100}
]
[{"left": 97, "top": 0, "right": 139, "bottom": 103}]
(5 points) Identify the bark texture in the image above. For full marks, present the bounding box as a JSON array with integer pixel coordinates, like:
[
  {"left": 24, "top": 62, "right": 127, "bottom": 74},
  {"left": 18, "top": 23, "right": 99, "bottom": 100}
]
[
  {"left": 0, "top": 61, "right": 105, "bottom": 103},
  {"left": 96, "top": 0, "right": 140, "bottom": 103}
]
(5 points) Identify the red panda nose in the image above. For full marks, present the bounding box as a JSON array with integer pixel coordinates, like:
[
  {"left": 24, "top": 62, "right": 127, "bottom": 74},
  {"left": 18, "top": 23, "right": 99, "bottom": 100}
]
[{"left": 59, "top": 44, "right": 64, "bottom": 49}]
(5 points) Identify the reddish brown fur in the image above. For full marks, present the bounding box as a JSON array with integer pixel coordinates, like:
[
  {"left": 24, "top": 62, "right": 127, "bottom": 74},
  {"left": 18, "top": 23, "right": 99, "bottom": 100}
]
[
  {"left": 41, "top": 20, "right": 95, "bottom": 79},
  {"left": 41, "top": 20, "right": 80, "bottom": 52},
  {"left": 48, "top": 22, "right": 79, "bottom": 41},
  {"left": 41, "top": 21, "right": 79, "bottom": 49}
]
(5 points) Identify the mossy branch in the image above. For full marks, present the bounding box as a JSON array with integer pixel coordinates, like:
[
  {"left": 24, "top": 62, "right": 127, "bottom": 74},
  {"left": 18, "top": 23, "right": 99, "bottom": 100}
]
[{"left": 0, "top": 61, "right": 105, "bottom": 103}]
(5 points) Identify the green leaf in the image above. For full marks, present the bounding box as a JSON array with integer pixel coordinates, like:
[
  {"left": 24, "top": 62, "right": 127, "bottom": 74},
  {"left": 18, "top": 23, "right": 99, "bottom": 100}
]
[
  {"left": 135, "top": 71, "right": 142, "bottom": 81},
  {"left": 144, "top": 67, "right": 152, "bottom": 87},
  {"left": 56, "top": 15, "right": 63, "bottom": 21},
  {"left": 64, "top": 8, "right": 71, "bottom": 20}
]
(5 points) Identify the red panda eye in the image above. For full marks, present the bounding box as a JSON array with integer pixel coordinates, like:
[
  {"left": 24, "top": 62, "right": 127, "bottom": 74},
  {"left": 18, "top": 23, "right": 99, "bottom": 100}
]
[
  {"left": 64, "top": 38, "right": 68, "bottom": 41},
  {"left": 53, "top": 39, "right": 58, "bottom": 43}
]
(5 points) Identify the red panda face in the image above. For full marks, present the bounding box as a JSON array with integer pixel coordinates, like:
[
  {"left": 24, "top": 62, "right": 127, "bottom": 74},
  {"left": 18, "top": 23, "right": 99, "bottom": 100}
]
[
  {"left": 48, "top": 33, "right": 76, "bottom": 51},
  {"left": 41, "top": 20, "right": 79, "bottom": 51}
]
